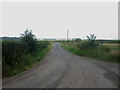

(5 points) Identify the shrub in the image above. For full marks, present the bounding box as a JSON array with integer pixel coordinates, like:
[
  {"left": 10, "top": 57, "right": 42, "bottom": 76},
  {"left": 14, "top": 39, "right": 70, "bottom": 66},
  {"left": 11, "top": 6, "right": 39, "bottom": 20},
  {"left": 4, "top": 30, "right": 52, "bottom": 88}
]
[
  {"left": 78, "top": 40, "right": 99, "bottom": 50},
  {"left": 2, "top": 41, "right": 29, "bottom": 66},
  {"left": 78, "top": 34, "right": 99, "bottom": 49}
]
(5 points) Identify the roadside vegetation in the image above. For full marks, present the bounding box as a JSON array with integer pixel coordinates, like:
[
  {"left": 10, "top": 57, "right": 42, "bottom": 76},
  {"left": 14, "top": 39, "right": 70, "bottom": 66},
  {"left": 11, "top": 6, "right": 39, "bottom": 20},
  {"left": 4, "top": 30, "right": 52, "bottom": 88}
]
[
  {"left": 60, "top": 34, "right": 119, "bottom": 63},
  {"left": 2, "top": 29, "right": 52, "bottom": 78}
]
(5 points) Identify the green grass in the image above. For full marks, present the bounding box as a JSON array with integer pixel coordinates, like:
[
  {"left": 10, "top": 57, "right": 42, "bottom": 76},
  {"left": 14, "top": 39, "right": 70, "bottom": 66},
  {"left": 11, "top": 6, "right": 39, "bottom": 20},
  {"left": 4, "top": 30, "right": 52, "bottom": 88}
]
[
  {"left": 2, "top": 41, "right": 52, "bottom": 78},
  {"left": 61, "top": 43, "right": 119, "bottom": 64},
  {"left": 61, "top": 45, "right": 85, "bottom": 56}
]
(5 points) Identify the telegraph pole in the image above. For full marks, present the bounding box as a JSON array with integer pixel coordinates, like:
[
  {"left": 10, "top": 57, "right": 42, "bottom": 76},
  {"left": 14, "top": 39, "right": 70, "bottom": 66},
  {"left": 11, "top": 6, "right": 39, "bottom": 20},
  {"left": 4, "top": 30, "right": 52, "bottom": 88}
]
[{"left": 67, "top": 30, "right": 69, "bottom": 40}]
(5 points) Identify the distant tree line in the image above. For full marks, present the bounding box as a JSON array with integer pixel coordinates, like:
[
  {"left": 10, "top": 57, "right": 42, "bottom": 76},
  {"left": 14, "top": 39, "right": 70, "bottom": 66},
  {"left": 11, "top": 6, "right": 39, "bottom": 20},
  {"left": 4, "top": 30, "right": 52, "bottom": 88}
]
[
  {"left": 96, "top": 40, "right": 119, "bottom": 43},
  {"left": 2, "top": 37, "right": 20, "bottom": 40}
]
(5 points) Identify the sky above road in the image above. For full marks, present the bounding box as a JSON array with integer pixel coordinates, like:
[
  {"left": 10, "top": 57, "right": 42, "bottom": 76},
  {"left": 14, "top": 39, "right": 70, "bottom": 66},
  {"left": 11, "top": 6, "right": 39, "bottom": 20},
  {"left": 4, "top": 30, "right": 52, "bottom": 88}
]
[{"left": 1, "top": 2, "right": 118, "bottom": 39}]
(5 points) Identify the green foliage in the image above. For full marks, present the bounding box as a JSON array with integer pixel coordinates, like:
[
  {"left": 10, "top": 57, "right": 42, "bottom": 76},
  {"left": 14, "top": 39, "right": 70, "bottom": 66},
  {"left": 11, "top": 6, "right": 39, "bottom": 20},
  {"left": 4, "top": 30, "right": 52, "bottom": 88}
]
[
  {"left": 79, "top": 40, "right": 99, "bottom": 49},
  {"left": 20, "top": 29, "right": 37, "bottom": 53},
  {"left": 2, "top": 41, "right": 28, "bottom": 66},
  {"left": 61, "top": 41, "right": 119, "bottom": 63},
  {"left": 2, "top": 40, "right": 51, "bottom": 78},
  {"left": 74, "top": 38, "right": 82, "bottom": 42},
  {"left": 86, "top": 34, "right": 98, "bottom": 47},
  {"left": 87, "top": 34, "right": 96, "bottom": 41},
  {"left": 76, "top": 34, "right": 98, "bottom": 49},
  {"left": 61, "top": 45, "right": 85, "bottom": 56}
]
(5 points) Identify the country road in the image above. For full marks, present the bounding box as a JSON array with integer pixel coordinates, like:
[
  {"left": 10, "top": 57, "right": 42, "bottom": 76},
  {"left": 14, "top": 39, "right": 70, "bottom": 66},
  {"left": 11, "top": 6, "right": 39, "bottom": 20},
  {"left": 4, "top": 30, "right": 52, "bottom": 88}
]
[{"left": 3, "top": 43, "right": 119, "bottom": 88}]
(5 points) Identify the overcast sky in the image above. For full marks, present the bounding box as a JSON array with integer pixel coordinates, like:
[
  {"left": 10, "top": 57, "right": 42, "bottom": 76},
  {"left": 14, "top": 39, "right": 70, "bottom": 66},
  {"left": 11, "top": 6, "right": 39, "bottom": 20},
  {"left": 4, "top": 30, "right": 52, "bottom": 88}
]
[{"left": 2, "top": 2, "right": 118, "bottom": 39}]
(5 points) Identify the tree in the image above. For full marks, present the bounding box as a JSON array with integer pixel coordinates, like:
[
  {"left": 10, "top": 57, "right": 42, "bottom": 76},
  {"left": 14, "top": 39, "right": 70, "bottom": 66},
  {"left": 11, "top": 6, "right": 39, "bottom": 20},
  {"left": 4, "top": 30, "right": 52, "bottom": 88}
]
[
  {"left": 87, "top": 34, "right": 97, "bottom": 46},
  {"left": 20, "top": 29, "right": 37, "bottom": 53},
  {"left": 87, "top": 34, "right": 96, "bottom": 41}
]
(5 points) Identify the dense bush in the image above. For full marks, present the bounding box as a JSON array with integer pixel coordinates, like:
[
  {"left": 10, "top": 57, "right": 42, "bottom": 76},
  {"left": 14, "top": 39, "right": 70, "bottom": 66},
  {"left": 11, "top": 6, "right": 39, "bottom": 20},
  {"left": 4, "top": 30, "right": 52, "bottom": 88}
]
[
  {"left": 2, "top": 41, "right": 29, "bottom": 66},
  {"left": 78, "top": 40, "right": 99, "bottom": 49},
  {"left": 2, "top": 40, "right": 50, "bottom": 77}
]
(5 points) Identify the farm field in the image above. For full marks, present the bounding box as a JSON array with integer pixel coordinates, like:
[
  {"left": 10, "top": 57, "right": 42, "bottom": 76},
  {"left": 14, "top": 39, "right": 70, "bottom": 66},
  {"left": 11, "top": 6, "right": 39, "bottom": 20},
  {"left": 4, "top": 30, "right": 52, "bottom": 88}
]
[{"left": 100, "top": 43, "right": 119, "bottom": 46}]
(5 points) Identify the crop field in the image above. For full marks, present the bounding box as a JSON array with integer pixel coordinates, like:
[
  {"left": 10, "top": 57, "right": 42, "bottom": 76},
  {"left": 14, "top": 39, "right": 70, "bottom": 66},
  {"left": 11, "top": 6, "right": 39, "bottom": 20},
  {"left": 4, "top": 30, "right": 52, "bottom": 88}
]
[
  {"left": 100, "top": 43, "right": 119, "bottom": 55},
  {"left": 2, "top": 40, "right": 51, "bottom": 78},
  {"left": 100, "top": 43, "right": 119, "bottom": 46}
]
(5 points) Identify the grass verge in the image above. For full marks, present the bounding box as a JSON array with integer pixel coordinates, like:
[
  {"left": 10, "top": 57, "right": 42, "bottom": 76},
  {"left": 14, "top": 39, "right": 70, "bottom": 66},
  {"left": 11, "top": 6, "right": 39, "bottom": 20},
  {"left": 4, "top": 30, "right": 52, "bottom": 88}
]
[{"left": 61, "top": 44, "right": 119, "bottom": 64}]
